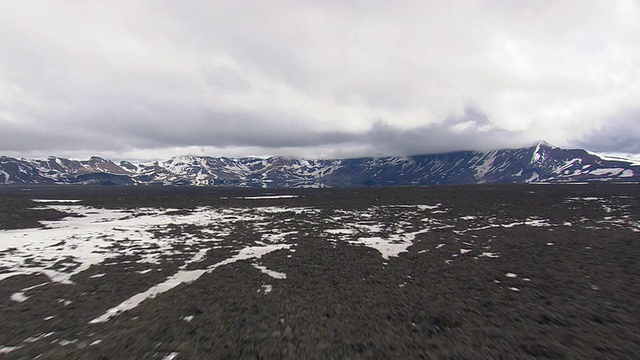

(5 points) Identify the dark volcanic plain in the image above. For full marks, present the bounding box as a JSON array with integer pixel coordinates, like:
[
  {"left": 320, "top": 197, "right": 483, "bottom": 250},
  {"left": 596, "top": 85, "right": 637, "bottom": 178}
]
[{"left": 0, "top": 184, "right": 638, "bottom": 359}]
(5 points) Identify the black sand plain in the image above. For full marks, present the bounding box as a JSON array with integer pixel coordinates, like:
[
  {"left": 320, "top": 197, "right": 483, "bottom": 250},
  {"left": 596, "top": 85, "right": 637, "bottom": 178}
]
[{"left": 0, "top": 184, "right": 638, "bottom": 359}]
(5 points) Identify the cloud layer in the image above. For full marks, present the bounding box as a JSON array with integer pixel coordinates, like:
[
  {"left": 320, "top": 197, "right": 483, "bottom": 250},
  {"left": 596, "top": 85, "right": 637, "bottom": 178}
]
[{"left": 1, "top": 1, "right": 639, "bottom": 159}]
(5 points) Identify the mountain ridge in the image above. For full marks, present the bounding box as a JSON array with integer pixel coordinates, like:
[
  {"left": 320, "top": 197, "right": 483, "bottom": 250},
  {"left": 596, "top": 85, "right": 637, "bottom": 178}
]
[{"left": 1, "top": 142, "right": 638, "bottom": 187}]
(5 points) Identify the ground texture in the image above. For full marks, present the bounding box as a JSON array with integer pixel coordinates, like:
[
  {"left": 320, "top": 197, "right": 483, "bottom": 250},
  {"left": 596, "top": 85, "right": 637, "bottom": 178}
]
[{"left": 0, "top": 184, "right": 638, "bottom": 359}]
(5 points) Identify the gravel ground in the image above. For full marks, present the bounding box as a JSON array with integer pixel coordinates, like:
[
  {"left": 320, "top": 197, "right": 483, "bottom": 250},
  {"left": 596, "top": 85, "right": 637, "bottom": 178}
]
[{"left": 0, "top": 184, "right": 638, "bottom": 359}]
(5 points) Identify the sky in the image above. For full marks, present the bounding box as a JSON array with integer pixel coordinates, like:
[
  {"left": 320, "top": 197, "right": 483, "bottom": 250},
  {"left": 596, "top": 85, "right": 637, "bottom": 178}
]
[{"left": 0, "top": 0, "right": 639, "bottom": 160}]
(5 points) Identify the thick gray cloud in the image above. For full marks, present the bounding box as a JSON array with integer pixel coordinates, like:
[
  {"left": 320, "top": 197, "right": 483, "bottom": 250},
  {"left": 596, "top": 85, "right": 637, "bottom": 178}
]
[
  {"left": 1, "top": 1, "right": 639, "bottom": 160},
  {"left": 574, "top": 109, "right": 640, "bottom": 153}
]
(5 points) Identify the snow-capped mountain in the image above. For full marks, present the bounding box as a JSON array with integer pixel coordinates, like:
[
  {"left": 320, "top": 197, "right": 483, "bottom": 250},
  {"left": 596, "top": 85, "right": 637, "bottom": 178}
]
[{"left": 1, "top": 142, "right": 638, "bottom": 187}]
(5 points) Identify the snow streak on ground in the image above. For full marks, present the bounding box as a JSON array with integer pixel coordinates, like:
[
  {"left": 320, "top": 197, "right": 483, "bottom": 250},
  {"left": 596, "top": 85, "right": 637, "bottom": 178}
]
[
  {"left": 90, "top": 243, "right": 292, "bottom": 323},
  {"left": 238, "top": 195, "right": 299, "bottom": 199}
]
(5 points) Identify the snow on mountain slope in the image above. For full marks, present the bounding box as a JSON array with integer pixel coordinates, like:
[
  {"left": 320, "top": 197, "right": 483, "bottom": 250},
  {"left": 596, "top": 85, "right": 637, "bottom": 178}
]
[{"left": 1, "top": 142, "right": 638, "bottom": 187}]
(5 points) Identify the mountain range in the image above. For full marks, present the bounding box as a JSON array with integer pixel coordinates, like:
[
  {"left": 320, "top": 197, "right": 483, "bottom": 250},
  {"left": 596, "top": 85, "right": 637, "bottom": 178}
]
[{"left": 1, "top": 142, "right": 638, "bottom": 187}]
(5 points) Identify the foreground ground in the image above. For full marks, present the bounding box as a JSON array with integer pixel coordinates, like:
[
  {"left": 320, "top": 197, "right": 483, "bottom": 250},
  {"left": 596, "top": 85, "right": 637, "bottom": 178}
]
[{"left": 0, "top": 184, "right": 638, "bottom": 359}]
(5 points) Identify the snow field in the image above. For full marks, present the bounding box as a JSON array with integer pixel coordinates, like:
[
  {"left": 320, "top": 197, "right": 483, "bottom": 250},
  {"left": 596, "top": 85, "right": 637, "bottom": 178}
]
[{"left": 0, "top": 193, "right": 637, "bottom": 331}]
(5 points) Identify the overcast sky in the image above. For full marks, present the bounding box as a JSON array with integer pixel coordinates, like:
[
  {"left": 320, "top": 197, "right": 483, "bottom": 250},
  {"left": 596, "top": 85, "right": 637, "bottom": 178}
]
[{"left": 1, "top": 1, "right": 639, "bottom": 160}]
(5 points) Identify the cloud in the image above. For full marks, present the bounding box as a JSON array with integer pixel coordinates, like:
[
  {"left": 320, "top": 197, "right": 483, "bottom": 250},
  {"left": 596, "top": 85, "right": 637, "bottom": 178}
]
[
  {"left": 0, "top": 1, "right": 639, "bottom": 159},
  {"left": 574, "top": 109, "right": 640, "bottom": 153}
]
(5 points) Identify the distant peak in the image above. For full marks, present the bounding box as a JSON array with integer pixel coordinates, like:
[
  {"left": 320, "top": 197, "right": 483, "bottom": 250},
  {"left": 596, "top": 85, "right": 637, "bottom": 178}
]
[
  {"left": 535, "top": 140, "right": 557, "bottom": 149},
  {"left": 530, "top": 140, "right": 556, "bottom": 164}
]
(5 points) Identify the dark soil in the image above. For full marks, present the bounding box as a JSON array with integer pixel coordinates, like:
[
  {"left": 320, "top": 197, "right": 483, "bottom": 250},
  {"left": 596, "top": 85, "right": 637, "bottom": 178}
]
[{"left": 0, "top": 184, "right": 638, "bottom": 359}]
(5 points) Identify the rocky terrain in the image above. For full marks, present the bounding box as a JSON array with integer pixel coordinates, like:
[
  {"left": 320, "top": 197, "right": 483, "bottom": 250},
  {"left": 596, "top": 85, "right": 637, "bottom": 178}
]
[
  {"left": 1, "top": 142, "right": 638, "bottom": 187},
  {"left": 0, "top": 184, "right": 638, "bottom": 359}
]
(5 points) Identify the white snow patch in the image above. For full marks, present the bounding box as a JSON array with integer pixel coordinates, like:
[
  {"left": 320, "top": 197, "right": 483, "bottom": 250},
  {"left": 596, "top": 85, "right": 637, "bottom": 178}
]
[
  {"left": 58, "top": 339, "right": 78, "bottom": 346},
  {"left": 554, "top": 158, "right": 581, "bottom": 174},
  {"left": 501, "top": 218, "right": 551, "bottom": 228},
  {"left": 474, "top": 151, "right": 498, "bottom": 179},
  {"left": 586, "top": 150, "right": 640, "bottom": 165},
  {"left": 589, "top": 168, "right": 625, "bottom": 176},
  {"left": 259, "top": 284, "right": 273, "bottom": 294},
  {"left": 350, "top": 228, "right": 428, "bottom": 260},
  {"left": 239, "top": 195, "right": 298, "bottom": 200},
  {"left": 479, "top": 252, "right": 499, "bottom": 258},
  {"left": 620, "top": 169, "right": 634, "bottom": 177},
  {"left": 569, "top": 197, "right": 600, "bottom": 201},
  {"left": 505, "top": 273, "right": 517, "bottom": 278},
  {"left": 58, "top": 298, "right": 72, "bottom": 306},
  {"left": 255, "top": 206, "right": 314, "bottom": 214},
  {"left": 417, "top": 204, "right": 442, "bottom": 211},
  {"left": 10, "top": 292, "right": 28, "bottom": 303},
  {"left": 508, "top": 287, "right": 520, "bottom": 292},
  {"left": 464, "top": 224, "right": 500, "bottom": 232},
  {"left": 162, "top": 352, "right": 179, "bottom": 360},
  {"left": 31, "top": 199, "right": 82, "bottom": 203},
  {"left": 525, "top": 219, "right": 551, "bottom": 227},
  {"left": 10, "top": 282, "right": 48, "bottom": 303},
  {"left": 531, "top": 143, "right": 544, "bottom": 163},
  {"left": 0, "top": 346, "right": 21, "bottom": 354},
  {"left": 253, "top": 264, "right": 287, "bottom": 279},
  {"left": 0, "top": 170, "right": 10, "bottom": 183},
  {"left": 182, "top": 315, "right": 194, "bottom": 322},
  {"left": 525, "top": 172, "right": 540, "bottom": 182},
  {"left": 460, "top": 249, "right": 471, "bottom": 254}
]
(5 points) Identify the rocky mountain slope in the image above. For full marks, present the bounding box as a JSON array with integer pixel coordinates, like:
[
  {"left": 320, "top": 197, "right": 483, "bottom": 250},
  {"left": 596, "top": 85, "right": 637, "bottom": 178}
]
[{"left": 0, "top": 142, "right": 638, "bottom": 187}]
